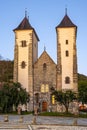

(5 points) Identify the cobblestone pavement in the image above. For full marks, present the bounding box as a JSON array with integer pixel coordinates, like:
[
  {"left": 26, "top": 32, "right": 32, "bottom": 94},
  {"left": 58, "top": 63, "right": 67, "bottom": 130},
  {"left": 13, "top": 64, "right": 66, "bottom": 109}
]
[{"left": 0, "top": 114, "right": 87, "bottom": 129}]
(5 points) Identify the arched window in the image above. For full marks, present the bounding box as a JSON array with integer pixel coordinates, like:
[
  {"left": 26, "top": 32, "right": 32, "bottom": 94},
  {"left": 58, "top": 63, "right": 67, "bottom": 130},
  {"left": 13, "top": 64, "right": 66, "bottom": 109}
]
[
  {"left": 65, "top": 76, "right": 70, "bottom": 84},
  {"left": 21, "top": 61, "right": 26, "bottom": 69},
  {"left": 41, "top": 84, "right": 45, "bottom": 92},
  {"left": 45, "top": 84, "right": 49, "bottom": 92},
  {"left": 41, "top": 84, "right": 49, "bottom": 93},
  {"left": 66, "top": 50, "right": 69, "bottom": 57},
  {"left": 51, "top": 95, "right": 55, "bottom": 104},
  {"left": 43, "top": 63, "right": 47, "bottom": 70}
]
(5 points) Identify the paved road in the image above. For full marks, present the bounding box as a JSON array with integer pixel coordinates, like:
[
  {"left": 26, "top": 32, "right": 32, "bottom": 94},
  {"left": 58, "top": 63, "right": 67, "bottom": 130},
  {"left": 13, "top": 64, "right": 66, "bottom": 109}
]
[
  {"left": 0, "top": 114, "right": 87, "bottom": 129},
  {"left": 0, "top": 114, "right": 87, "bottom": 125}
]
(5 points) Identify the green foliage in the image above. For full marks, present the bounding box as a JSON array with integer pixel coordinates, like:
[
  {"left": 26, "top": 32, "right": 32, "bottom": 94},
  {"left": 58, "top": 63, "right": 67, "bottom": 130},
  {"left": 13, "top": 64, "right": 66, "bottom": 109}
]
[
  {"left": 39, "top": 111, "right": 87, "bottom": 118},
  {"left": 52, "top": 90, "right": 77, "bottom": 113},
  {"left": 0, "top": 82, "right": 30, "bottom": 113},
  {"left": 0, "top": 60, "right": 13, "bottom": 82},
  {"left": 78, "top": 73, "right": 87, "bottom": 81},
  {"left": 78, "top": 80, "right": 87, "bottom": 104},
  {"left": 39, "top": 112, "right": 77, "bottom": 117},
  {"left": 0, "top": 83, "right": 11, "bottom": 113},
  {"left": 78, "top": 73, "right": 87, "bottom": 106}
]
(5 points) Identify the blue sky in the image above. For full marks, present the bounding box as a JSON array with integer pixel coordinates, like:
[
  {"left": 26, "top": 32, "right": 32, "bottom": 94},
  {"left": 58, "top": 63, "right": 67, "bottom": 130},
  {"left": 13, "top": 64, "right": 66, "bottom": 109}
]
[{"left": 0, "top": 0, "right": 87, "bottom": 76}]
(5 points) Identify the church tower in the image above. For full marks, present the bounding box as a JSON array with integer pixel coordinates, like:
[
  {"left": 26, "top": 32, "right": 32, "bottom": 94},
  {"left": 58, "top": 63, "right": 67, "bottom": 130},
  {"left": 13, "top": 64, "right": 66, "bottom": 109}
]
[
  {"left": 56, "top": 12, "right": 78, "bottom": 91},
  {"left": 13, "top": 14, "right": 39, "bottom": 110}
]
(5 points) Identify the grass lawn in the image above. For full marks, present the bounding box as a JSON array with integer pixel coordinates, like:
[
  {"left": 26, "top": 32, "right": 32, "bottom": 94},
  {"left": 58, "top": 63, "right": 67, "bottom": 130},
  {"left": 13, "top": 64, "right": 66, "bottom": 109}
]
[{"left": 39, "top": 111, "right": 87, "bottom": 118}]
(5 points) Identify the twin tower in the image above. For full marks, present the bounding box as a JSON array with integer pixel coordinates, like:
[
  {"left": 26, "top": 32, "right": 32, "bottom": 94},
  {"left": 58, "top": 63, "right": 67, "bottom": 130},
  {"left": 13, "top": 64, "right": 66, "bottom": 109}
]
[{"left": 13, "top": 12, "right": 78, "bottom": 111}]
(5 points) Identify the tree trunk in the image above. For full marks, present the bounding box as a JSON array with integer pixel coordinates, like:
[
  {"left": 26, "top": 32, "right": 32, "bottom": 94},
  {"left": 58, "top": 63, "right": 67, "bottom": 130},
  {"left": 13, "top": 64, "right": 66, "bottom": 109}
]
[{"left": 65, "top": 105, "right": 69, "bottom": 113}]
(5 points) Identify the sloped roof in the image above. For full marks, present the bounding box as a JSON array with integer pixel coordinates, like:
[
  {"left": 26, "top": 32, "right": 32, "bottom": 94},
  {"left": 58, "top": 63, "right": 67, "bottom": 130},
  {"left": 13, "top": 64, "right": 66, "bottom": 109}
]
[
  {"left": 14, "top": 17, "right": 33, "bottom": 30},
  {"left": 56, "top": 14, "right": 77, "bottom": 28},
  {"left": 13, "top": 17, "right": 39, "bottom": 41},
  {"left": 34, "top": 50, "right": 56, "bottom": 65}
]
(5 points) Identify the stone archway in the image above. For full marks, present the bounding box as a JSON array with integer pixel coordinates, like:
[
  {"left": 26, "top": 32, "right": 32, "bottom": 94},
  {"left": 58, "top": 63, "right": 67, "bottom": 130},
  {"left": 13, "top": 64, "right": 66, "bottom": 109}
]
[{"left": 42, "top": 101, "right": 47, "bottom": 111}]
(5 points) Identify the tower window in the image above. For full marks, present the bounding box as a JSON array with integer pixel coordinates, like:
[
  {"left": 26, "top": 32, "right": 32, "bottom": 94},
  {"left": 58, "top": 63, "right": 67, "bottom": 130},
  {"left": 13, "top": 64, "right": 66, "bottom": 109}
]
[
  {"left": 21, "top": 40, "right": 26, "bottom": 47},
  {"left": 66, "top": 40, "right": 68, "bottom": 44},
  {"left": 21, "top": 61, "right": 26, "bottom": 69},
  {"left": 65, "top": 77, "right": 70, "bottom": 84},
  {"left": 65, "top": 50, "right": 69, "bottom": 57}
]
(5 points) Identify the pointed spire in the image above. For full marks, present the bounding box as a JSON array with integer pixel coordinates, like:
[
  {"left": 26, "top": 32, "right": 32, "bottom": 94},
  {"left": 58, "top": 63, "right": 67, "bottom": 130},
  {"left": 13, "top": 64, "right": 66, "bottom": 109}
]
[
  {"left": 65, "top": 7, "right": 67, "bottom": 15},
  {"left": 44, "top": 45, "right": 46, "bottom": 51},
  {"left": 65, "top": 4, "right": 68, "bottom": 15},
  {"left": 28, "top": 15, "right": 29, "bottom": 21},
  {"left": 56, "top": 8, "right": 77, "bottom": 28},
  {"left": 13, "top": 10, "right": 39, "bottom": 41},
  {"left": 25, "top": 8, "right": 27, "bottom": 18}
]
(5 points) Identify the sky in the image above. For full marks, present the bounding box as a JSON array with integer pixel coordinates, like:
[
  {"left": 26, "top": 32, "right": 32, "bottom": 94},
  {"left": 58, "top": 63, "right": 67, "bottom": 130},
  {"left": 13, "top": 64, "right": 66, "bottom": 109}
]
[{"left": 0, "top": 0, "right": 87, "bottom": 76}]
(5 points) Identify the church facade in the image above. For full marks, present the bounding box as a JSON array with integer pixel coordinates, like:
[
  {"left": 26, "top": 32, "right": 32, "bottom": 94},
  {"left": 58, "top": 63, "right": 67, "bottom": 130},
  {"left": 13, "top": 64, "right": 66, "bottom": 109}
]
[{"left": 13, "top": 13, "right": 78, "bottom": 112}]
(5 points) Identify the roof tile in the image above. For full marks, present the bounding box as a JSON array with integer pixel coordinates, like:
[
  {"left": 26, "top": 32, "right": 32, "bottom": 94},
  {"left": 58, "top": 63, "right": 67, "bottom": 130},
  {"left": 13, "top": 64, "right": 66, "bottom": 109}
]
[
  {"left": 14, "top": 17, "right": 33, "bottom": 30},
  {"left": 56, "top": 14, "right": 77, "bottom": 28}
]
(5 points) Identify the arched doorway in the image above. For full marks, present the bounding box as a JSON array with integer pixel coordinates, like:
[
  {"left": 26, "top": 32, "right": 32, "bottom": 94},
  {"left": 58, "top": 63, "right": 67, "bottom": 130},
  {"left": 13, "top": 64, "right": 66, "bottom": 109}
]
[{"left": 42, "top": 101, "right": 47, "bottom": 111}]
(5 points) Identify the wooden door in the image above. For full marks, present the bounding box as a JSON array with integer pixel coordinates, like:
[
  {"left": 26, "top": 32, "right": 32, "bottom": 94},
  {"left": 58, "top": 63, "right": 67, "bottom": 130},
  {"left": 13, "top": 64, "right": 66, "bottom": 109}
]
[{"left": 42, "top": 101, "right": 47, "bottom": 111}]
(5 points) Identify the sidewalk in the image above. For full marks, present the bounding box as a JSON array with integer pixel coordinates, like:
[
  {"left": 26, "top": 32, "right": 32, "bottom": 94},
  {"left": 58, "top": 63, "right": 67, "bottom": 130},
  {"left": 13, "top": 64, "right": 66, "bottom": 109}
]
[
  {"left": 0, "top": 114, "right": 87, "bottom": 125},
  {"left": 0, "top": 114, "right": 87, "bottom": 129}
]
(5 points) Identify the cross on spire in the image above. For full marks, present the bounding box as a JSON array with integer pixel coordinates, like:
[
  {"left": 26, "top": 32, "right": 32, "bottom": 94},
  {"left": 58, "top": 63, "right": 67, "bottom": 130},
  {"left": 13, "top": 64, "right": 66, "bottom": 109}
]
[
  {"left": 44, "top": 45, "right": 46, "bottom": 51},
  {"left": 25, "top": 8, "right": 27, "bottom": 17},
  {"left": 65, "top": 5, "right": 67, "bottom": 15}
]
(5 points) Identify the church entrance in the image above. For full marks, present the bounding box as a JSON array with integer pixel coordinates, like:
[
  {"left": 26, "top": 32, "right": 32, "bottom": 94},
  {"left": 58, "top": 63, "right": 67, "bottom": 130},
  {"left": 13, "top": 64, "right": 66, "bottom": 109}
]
[{"left": 42, "top": 101, "right": 47, "bottom": 111}]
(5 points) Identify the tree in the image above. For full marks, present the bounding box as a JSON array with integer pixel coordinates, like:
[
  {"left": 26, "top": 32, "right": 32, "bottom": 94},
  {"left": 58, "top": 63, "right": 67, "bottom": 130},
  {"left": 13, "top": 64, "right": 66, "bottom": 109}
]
[
  {"left": 10, "top": 82, "right": 30, "bottom": 110},
  {"left": 0, "top": 82, "right": 30, "bottom": 113},
  {"left": 78, "top": 81, "right": 87, "bottom": 105},
  {"left": 52, "top": 90, "right": 77, "bottom": 113},
  {"left": 0, "top": 60, "right": 13, "bottom": 82},
  {"left": 0, "top": 83, "right": 11, "bottom": 113}
]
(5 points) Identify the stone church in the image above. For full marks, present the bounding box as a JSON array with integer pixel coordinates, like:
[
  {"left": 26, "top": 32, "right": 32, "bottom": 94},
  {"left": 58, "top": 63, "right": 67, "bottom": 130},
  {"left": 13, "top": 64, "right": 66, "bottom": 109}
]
[{"left": 13, "top": 12, "right": 78, "bottom": 112}]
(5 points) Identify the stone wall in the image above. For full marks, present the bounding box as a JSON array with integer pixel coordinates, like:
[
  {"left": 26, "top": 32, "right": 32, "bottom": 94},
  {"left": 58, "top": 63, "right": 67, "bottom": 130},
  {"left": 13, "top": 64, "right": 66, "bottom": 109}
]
[{"left": 33, "top": 51, "right": 57, "bottom": 111}]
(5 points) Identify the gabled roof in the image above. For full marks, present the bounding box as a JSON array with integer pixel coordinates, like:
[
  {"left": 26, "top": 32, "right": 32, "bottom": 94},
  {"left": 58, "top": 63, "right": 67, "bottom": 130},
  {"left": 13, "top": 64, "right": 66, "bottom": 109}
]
[
  {"left": 34, "top": 50, "right": 56, "bottom": 65},
  {"left": 13, "top": 16, "right": 39, "bottom": 41},
  {"left": 56, "top": 14, "right": 77, "bottom": 28}
]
